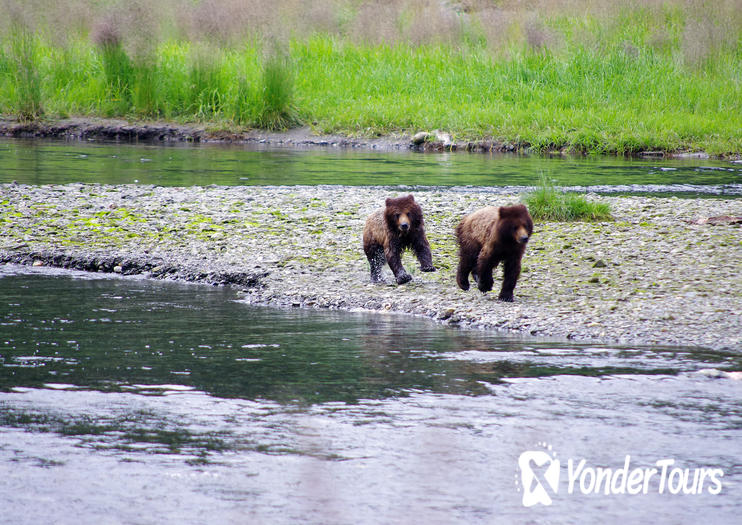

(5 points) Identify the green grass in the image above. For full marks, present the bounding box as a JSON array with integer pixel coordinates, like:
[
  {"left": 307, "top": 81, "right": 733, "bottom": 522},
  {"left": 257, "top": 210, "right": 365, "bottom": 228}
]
[
  {"left": 255, "top": 51, "right": 302, "bottom": 130},
  {"left": 187, "top": 45, "right": 226, "bottom": 118},
  {"left": 6, "top": 25, "right": 43, "bottom": 120},
  {"left": 0, "top": 1, "right": 740, "bottom": 154},
  {"left": 523, "top": 178, "right": 612, "bottom": 222}
]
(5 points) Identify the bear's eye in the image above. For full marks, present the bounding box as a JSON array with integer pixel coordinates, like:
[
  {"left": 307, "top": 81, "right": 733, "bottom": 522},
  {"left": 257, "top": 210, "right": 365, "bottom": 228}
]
[{"left": 394, "top": 213, "right": 400, "bottom": 219}]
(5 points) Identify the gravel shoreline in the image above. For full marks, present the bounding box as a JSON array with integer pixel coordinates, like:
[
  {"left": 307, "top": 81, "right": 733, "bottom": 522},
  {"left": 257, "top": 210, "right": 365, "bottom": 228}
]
[{"left": 1, "top": 183, "right": 740, "bottom": 351}]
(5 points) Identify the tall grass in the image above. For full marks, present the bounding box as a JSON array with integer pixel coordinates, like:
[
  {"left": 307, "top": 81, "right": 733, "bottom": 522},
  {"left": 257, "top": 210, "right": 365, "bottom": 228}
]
[
  {"left": 98, "top": 41, "right": 133, "bottom": 115},
  {"left": 0, "top": 0, "right": 740, "bottom": 152},
  {"left": 255, "top": 51, "right": 301, "bottom": 130},
  {"left": 523, "top": 177, "right": 612, "bottom": 222},
  {"left": 7, "top": 25, "right": 43, "bottom": 120},
  {"left": 132, "top": 59, "right": 159, "bottom": 117},
  {"left": 187, "top": 45, "right": 225, "bottom": 117}
]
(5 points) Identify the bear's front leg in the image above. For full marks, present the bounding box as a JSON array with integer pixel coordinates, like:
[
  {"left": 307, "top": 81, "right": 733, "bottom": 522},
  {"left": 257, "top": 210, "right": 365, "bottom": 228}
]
[
  {"left": 413, "top": 235, "right": 435, "bottom": 272},
  {"left": 384, "top": 245, "right": 411, "bottom": 284},
  {"left": 498, "top": 256, "right": 522, "bottom": 302}
]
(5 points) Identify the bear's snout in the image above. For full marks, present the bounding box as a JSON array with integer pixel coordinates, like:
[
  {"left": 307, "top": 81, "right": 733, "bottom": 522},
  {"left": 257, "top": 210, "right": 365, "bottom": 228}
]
[
  {"left": 515, "top": 226, "right": 530, "bottom": 244},
  {"left": 400, "top": 222, "right": 410, "bottom": 231}
]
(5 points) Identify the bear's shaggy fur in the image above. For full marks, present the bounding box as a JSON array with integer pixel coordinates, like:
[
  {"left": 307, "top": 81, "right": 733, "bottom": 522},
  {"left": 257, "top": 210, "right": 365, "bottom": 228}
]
[
  {"left": 455, "top": 204, "right": 533, "bottom": 301},
  {"left": 363, "top": 194, "right": 435, "bottom": 284}
]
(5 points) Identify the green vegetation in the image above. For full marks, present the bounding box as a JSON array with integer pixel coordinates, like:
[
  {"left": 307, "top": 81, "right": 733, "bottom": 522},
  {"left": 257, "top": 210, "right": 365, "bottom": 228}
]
[
  {"left": 0, "top": 1, "right": 741, "bottom": 154},
  {"left": 523, "top": 177, "right": 612, "bottom": 222},
  {"left": 6, "top": 24, "right": 43, "bottom": 120},
  {"left": 255, "top": 50, "right": 302, "bottom": 130}
]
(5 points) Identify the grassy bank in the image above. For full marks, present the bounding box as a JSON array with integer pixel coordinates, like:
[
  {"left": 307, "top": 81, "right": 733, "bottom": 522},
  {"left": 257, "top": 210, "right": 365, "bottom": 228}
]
[{"left": 1, "top": 0, "right": 741, "bottom": 155}]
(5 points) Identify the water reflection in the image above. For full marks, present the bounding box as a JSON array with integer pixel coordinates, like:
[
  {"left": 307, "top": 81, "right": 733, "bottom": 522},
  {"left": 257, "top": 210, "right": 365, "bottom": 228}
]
[
  {"left": 1, "top": 138, "right": 740, "bottom": 194},
  {"left": 3, "top": 266, "right": 739, "bottom": 404},
  {"left": 1, "top": 266, "right": 740, "bottom": 524}
]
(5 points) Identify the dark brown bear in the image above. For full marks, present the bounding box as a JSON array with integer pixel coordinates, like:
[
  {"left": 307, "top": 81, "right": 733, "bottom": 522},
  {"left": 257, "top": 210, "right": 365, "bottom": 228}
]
[
  {"left": 455, "top": 204, "right": 533, "bottom": 301},
  {"left": 363, "top": 194, "right": 435, "bottom": 284}
]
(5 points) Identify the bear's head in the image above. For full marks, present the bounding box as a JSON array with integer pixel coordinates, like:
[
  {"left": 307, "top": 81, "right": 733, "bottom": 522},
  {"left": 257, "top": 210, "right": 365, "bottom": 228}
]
[
  {"left": 497, "top": 204, "right": 533, "bottom": 245},
  {"left": 385, "top": 194, "right": 423, "bottom": 235}
]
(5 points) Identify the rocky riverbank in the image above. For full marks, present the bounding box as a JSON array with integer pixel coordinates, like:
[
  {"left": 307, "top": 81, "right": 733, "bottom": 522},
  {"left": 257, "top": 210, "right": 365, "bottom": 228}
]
[
  {"left": 1, "top": 182, "right": 740, "bottom": 350},
  {"left": 1, "top": 117, "right": 733, "bottom": 158},
  {"left": 0, "top": 117, "right": 494, "bottom": 152}
]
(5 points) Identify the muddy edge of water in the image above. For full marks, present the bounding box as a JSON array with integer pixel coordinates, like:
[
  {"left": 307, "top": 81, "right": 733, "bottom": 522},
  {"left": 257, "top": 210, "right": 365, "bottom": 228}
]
[
  {"left": 0, "top": 117, "right": 485, "bottom": 153},
  {"left": 1, "top": 183, "right": 740, "bottom": 350},
  {"left": 1, "top": 117, "right": 736, "bottom": 158}
]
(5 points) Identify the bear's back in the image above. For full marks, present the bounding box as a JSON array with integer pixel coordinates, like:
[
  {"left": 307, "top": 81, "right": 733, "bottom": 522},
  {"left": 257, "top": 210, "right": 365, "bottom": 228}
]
[
  {"left": 363, "top": 208, "right": 389, "bottom": 245},
  {"left": 458, "top": 206, "right": 500, "bottom": 244}
]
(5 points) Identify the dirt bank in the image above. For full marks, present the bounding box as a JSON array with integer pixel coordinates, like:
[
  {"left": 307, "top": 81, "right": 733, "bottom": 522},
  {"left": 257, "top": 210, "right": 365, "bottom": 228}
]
[{"left": 0, "top": 117, "right": 729, "bottom": 158}]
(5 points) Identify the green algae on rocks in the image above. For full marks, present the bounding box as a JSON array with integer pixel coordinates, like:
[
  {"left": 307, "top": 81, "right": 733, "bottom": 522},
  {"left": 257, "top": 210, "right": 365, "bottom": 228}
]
[{"left": 1, "top": 183, "right": 740, "bottom": 351}]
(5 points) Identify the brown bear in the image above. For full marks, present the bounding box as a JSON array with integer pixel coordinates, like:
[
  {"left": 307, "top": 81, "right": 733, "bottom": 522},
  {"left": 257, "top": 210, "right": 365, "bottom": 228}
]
[
  {"left": 363, "top": 194, "right": 435, "bottom": 284},
  {"left": 455, "top": 204, "right": 533, "bottom": 301}
]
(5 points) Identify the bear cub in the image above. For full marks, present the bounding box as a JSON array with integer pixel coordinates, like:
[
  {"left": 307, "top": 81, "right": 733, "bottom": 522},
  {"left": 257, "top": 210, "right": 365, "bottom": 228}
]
[
  {"left": 455, "top": 204, "right": 533, "bottom": 301},
  {"left": 363, "top": 194, "right": 435, "bottom": 284}
]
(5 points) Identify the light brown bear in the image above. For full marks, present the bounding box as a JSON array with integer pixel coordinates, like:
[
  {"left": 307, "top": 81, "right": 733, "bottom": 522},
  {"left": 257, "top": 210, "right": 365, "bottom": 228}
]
[
  {"left": 455, "top": 204, "right": 533, "bottom": 301},
  {"left": 363, "top": 194, "right": 435, "bottom": 284}
]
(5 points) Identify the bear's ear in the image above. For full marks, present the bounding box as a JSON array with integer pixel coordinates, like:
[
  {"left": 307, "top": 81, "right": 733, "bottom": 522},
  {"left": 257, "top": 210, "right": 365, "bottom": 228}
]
[
  {"left": 385, "top": 198, "right": 392, "bottom": 206},
  {"left": 407, "top": 194, "right": 415, "bottom": 201}
]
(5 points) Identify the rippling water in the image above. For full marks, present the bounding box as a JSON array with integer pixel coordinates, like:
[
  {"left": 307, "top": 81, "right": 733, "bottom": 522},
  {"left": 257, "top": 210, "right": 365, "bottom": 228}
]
[
  {"left": 1, "top": 265, "right": 740, "bottom": 524},
  {"left": 1, "top": 138, "right": 740, "bottom": 195}
]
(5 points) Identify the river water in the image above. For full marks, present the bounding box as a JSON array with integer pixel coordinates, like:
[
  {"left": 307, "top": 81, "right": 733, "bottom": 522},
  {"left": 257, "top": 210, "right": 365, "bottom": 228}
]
[
  {"left": 1, "top": 265, "right": 740, "bottom": 524},
  {"left": 1, "top": 139, "right": 741, "bottom": 523},
  {"left": 1, "top": 138, "right": 741, "bottom": 195}
]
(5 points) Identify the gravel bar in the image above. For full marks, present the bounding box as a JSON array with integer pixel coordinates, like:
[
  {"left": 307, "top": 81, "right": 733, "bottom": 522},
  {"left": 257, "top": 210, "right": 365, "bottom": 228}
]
[{"left": 1, "top": 183, "right": 740, "bottom": 351}]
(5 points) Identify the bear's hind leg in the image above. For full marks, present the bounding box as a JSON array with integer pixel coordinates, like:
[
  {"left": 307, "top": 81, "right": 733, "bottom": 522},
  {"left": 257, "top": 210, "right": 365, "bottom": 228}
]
[
  {"left": 456, "top": 246, "right": 478, "bottom": 290},
  {"left": 365, "top": 245, "right": 386, "bottom": 283},
  {"left": 475, "top": 253, "right": 498, "bottom": 293}
]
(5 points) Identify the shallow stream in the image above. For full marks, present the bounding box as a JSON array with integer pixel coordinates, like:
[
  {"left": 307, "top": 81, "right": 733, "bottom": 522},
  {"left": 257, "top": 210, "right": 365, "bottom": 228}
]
[
  {"left": 1, "top": 266, "right": 740, "bottom": 524},
  {"left": 1, "top": 138, "right": 741, "bottom": 195},
  {"left": 1, "top": 139, "right": 741, "bottom": 523}
]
